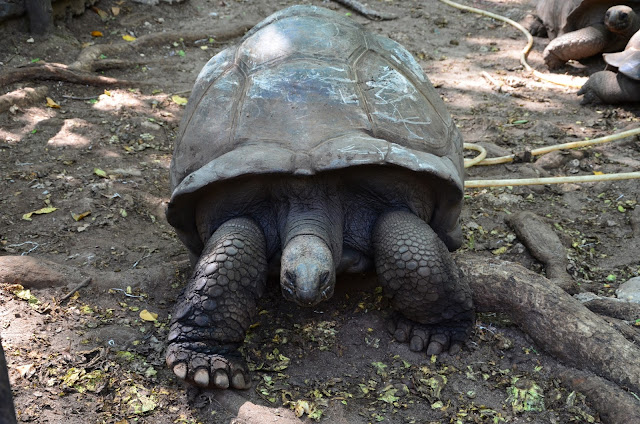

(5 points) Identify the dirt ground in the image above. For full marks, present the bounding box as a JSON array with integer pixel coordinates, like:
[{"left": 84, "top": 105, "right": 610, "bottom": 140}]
[{"left": 1, "top": 0, "right": 639, "bottom": 423}]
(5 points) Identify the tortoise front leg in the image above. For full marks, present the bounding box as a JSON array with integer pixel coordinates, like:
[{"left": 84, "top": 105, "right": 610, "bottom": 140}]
[
  {"left": 166, "top": 217, "right": 267, "bottom": 389},
  {"left": 543, "top": 24, "right": 610, "bottom": 69},
  {"left": 578, "top": 70, "right": 640, "bottom": 104},
  {"left": 373, "top": 211, "right": 474, "bottom": 355}
]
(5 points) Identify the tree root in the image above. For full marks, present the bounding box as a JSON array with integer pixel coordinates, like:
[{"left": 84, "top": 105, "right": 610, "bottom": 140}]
[
  {"left": 557, "top": 365, "right": 640, "bottom": 424},
  {"left": 0, "top": 62, "right": 148, "bottom": 88},
  {"left": 577, "top": 292, "right": 640, "bottom": 322},
  {"left": 458, "top": 254, "right": 640, "bottom": 394},
  {"left": 70, "top": 22, "right": 257, "bottom": 72},
  {"left": 0, "top": 19, "right": 257, "bottom": 88},
  {"left": 505, "top": 211, "right": 577, "bottom": 293},
  {"left": 0, "top": 255, "right": 177, "bottom": 291}
]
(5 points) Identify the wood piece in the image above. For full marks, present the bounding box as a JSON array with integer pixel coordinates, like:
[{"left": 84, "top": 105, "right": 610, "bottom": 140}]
[
  {"left": 58, "top": 278, "right": 92, "bottom": 303},
  {"left": 457, "top": 254, "right": 640, "bottom": 394}
]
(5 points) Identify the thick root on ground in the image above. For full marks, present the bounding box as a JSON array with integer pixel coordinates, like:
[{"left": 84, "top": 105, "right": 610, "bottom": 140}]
[{"left": 458, "top": 254, "right": 640, "bottom": 394}]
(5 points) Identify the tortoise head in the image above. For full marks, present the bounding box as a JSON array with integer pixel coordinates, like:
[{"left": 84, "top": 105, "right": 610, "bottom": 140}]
[
  {"left": 605, "top": 5, "right": 635, "bottom": 34},
  {"left": 280, "top": 235, "right": 336, "bottom": 307}
]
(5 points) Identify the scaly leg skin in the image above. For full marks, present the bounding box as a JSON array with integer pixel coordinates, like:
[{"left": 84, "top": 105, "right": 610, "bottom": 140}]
[
  {"left": 166, "top": 217, "right": 267, "bottom": 390},
  {"left": 373, "top": 211, "right": 474, "bottom": 355},
  {"left": 578, "top": 71, "right": 640, "bottom": 104},
  {"left": 543, "top": 25, "right": 609, "bottom": 69}
]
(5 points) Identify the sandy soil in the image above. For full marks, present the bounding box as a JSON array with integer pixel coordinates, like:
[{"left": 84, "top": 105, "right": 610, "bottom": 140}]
[{"left": 1, "top": 0, "right": 639, "bottom": 422}]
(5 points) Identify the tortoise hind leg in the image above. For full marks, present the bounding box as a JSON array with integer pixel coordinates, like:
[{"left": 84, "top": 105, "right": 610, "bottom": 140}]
[
  {"left": 543, "top": 24, "right": 610, "bottom": 69},
  {"left": 166, "top": 217, "right": 267, "bottom": 389},
  {"left": 373, "top": 211, "right": 474, "bottom": 355}
]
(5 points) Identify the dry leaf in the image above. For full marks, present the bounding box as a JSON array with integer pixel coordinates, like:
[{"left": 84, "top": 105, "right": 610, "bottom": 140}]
[
  {"left": 94, "top": 168, "right": 108, "bottom": 178},
  {"left": 16, "top": 364, "right": 36, "bottom": 379},
  {"left": 23, "top": 207, "right": 58, "bottom": 221},
  {"left": 46, "top": 97, "right": 60, "bottom": 108},
  {"left": 122, "top": 34, "right": 137, "bottom": 42},
  {"left": 112, "top": 7, "right": 120, "bottom": 16},
  {"left": 171, "top": 95, "right": 188, "bottom": 105},
  {"left": 91, "top": 31, "right": 103, "bottom": 37},
  {"left": 72, "top": 211, "right": 91, "bottom": 221},
  {"left": 92, "top": 7, "right": 109, "bottom": 20},
  {"left": 140, "top": 310, "right": 158, "bottom": 322}
]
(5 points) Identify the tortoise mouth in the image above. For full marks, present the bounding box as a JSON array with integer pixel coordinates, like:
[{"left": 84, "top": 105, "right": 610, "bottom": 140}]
[{"left": 281, "top": 277, "right": 335, "bottom": 307}]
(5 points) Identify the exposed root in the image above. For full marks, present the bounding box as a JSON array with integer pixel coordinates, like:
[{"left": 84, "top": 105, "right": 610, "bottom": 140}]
[
  {"left": 505, "top": 211, "right": 577, "bottom": 293},
  {"left": 0, "top": 62, "right": 147, "bottom": 88},
  {"left": 458, "top": 254, "right": 640, "bottom": 394},
  {"left": 557, "top": 366, "right": 640, "bottom": 424},
  {"left": 578, "top": 293, "right": 640, "bottom": 322},
  {"left": 0, "top": 20, "right": 257, "bottom": 88},
  {"left": 70, "top": 23, "right": 257, "bottom": 72}
]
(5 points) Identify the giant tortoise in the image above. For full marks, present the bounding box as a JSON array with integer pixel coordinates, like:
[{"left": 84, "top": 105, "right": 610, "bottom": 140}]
[
  {"left": 530, "top": 0, "right": 640, "bottom": 68},
  {"left": 165, "top": 5, "right": 474, "bottom": 390}
]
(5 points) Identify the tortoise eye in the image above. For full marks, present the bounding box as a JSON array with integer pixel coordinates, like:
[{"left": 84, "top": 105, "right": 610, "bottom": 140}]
[{"left": 620, "top": 12, "right": 628, "bottom": 19}]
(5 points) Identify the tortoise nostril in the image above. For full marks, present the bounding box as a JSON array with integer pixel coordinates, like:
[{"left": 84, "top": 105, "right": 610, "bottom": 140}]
[
  {"left": 319, "top": 271, "right": 331, "bottom": 287},
  {"left": 284, "top": 271, "right": 296, "bottom": 287}
]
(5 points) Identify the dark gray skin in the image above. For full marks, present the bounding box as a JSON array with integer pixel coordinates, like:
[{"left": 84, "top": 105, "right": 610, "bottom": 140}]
[
  {"left": 0, "top": 336, "right": 18, "bottom": 424},
  {"left": 578, "top": 69, "right": 640, "bottom": 102},
  {"left": 544, "top": 5, "right": 640, "bottom": 69},
  {"left": 165, "top": 169, "right": 474, "bottom": 389}
]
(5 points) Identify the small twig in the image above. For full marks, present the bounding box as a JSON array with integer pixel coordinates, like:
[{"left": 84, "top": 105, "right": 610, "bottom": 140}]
[
  {"left": 62, "top": 95, "right": 99, "bottom": 101},
  {"left": 332, "top": 0, "right": 397, "bottom": 20},
  {"left": 109, "top": 288, "right": 144, "bottom": 298},
  {"left": 7, "top": 241, "right": 41, "bottom": 256},
  {"left": 59, "top": 278, "right": 92, "bottom": 303},
  {"left": 132, "top": 250, "right": 152, "bottom": 269}
]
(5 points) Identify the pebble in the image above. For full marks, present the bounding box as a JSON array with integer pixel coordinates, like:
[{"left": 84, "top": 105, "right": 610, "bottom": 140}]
[{"left": 615, "top": 277, "right": 640, "bottom": 303}]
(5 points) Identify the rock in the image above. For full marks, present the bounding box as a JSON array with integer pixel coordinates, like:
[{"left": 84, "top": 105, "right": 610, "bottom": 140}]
[{"left": 616, "top": 277, "right": 640, "bottom": 303}]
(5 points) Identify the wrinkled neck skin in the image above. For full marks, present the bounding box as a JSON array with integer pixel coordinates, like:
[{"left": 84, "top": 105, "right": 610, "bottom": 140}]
[{"left": 277, "top": 178, "right": 343, "bottom": 307}]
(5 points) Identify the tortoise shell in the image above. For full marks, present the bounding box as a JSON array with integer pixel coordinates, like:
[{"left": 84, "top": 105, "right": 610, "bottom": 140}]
[
  {"left": 167, "top": 5, "right": 464, "bottom": 256},
  {"left": 604, "top": 29, "right": 640, "bottom": 79}
]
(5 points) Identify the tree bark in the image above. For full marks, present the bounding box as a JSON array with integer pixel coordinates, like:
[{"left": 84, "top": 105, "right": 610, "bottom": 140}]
[
  {"left": 557, "top": 366, "right": 640, "bottom": 424},
  {"left": 457, "top": 254, "right": 640, "bottom": 394}
]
